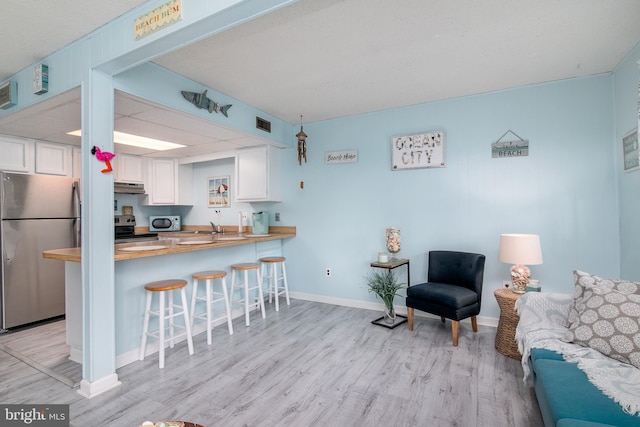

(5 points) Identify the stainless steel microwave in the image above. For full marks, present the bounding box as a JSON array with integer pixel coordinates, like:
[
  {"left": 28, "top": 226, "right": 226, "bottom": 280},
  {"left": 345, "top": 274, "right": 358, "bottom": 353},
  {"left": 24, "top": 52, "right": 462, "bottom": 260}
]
[{"left": 149, "top": 215, "right": 181, "bottom": 232}]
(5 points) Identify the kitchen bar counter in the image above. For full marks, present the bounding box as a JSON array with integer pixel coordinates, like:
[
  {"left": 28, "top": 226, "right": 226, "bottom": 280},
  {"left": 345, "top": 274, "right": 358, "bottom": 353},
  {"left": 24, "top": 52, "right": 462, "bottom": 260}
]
[
  {"left": 43, "top": 226, "right": 295, "bottom": 368},
  {"left": 43, "top": 226, "right": 296, "bottom": 262}
]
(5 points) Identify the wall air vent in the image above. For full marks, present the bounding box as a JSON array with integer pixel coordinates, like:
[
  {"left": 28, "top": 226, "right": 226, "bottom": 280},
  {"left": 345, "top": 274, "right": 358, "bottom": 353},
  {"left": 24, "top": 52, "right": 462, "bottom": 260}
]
[
  {"left": 256, "top": 117, "right": 271, "bottom": 133},
  {"left": 0, "top": 81, "right": 17, "bottom": 109}
]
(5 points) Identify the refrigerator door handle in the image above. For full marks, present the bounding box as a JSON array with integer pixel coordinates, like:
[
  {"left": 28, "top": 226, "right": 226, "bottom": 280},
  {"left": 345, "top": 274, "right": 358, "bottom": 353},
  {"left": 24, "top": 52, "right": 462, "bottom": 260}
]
[
  {"left": 72, "top": 218, "right": 80, "bottom": 247},
  {"left": 72, "top": 181, "right": 81, "bottom": 247},
  {"left": 72, "top": 181, "right": 81, "bottom": 217}
]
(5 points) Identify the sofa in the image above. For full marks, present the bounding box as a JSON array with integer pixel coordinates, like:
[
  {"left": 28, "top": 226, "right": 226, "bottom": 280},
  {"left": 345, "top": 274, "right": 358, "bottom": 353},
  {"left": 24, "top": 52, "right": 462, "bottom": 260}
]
[{"left": 515, "top": 271, "right": 640, "bottom": 427}]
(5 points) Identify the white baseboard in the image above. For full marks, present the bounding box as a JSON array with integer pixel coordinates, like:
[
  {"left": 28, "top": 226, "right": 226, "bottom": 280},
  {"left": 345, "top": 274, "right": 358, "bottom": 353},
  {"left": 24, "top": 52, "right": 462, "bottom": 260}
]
[
  {"left": 77, "top": 373, "right": 121, "bottom": 398},
  {"left": 288, "top": 291, "right": 499, "bottom": 328}
]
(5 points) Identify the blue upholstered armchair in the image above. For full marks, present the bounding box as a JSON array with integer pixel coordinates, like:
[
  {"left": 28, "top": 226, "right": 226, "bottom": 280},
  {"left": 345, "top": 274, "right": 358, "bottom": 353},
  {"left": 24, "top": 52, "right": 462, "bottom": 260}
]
[{"left": 406, "top": 251, "right": 486, "bottom": 346}]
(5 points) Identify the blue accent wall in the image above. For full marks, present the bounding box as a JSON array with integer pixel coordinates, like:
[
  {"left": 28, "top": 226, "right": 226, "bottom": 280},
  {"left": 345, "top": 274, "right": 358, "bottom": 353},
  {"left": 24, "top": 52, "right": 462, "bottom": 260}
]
[
  {"left": 614, "top": 44, "right": 640, "bottom": 279},
  {"left": 279, "top": 75, "right": 619, "bottom": 319}
]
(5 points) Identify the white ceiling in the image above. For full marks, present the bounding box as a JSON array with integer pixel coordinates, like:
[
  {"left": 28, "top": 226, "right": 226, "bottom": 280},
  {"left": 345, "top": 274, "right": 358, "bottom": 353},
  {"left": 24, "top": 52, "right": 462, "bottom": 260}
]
[{"left": 1, "top": 0, "right": 640, "bottom": 157}]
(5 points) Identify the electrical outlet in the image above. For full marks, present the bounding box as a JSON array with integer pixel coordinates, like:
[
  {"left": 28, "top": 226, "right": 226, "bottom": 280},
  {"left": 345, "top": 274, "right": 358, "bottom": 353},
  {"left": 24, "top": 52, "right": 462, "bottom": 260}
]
[
  {"left": 275, "top": 212, "right": 280, "bottom": 222},
  {"left": 503, "top": 280, "right": 511, "bottom": 288},
  {"left": 241, "top": 212, "right": 248, "bottom": 221},
  {"left": 326, "top": 268, "right": 332, "bottom": 277}
]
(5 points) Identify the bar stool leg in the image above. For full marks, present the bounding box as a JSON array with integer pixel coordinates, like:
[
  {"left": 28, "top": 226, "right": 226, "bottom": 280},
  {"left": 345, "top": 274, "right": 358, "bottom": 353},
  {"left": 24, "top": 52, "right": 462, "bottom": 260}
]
[
  {"left": 180, "top": 287, "right": 194, "bottom": 355},
  {"left": 205, "top": 278, "right": 213, "bottom": 345},
  {"left": 168, "top": 291, "right": 175, "bottom": 349},
  {"left": 243, "top": 270, "right": 250, "bottom": 326},
  {"left": 271, "top": 262, "right": 279, "bottom": 312},
  {"left": 189, "top": 278, "right": 198, "bottom": 331},
  {"left": 281, "top": 262, "right": 290, "bottom": 306},
  {"left": 230, "top": 270, "right": 241, "bottom": 325},
  {"left": 139, "top": 291, "right": 153, "bottom": 360},
  {"left": 257, "top": 267, "right": 265, "bottom": 319},
  {"left": 221, "top": 276, "right": 234, "bottom": 335},
  {"left": 261, "top": 263, "right": 272, "bottom": 304},
  {"left": 158, "top": 291, "right": 166, "bottom": 369}
]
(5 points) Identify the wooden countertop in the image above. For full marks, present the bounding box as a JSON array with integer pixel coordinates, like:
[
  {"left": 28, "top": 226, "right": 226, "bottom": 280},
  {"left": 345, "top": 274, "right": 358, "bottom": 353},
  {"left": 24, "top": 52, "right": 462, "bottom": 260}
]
[{"left": 43, "top": 226, "right": 296, "bottom": 263}]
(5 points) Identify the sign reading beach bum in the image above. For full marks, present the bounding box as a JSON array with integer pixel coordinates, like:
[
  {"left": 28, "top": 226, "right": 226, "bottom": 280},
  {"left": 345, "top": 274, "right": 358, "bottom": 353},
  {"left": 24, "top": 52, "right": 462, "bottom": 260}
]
[
  {"left": 0, "top": 404, "right": 69, "bottom": 426},
  {"left": 134, "top": 0, "right": 182, "bottom": 40}
]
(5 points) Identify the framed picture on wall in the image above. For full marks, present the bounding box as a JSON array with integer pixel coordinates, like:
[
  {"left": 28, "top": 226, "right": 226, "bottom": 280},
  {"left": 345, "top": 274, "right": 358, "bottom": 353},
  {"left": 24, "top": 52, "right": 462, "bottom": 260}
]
[
  {"left": 622, "top": 129, "right": 639, "bottom": 172},
  {"left": 391, "top": 130, "right": 445, "bottom": 170},
  {"left": 208, "top": 175, "right": 230, "bottom": 207}
]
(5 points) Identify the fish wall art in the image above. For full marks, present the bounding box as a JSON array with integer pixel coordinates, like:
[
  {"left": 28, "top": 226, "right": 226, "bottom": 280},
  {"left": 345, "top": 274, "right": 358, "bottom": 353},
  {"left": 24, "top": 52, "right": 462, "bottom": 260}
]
[{"left": 181, "top": 90, "right": 232, "bottom": 117}]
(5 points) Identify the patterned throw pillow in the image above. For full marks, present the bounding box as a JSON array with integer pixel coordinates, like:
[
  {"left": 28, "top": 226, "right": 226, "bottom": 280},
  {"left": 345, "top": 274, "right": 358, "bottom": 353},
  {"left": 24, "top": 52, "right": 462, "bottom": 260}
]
[{"left": 567, "top": 270, "right": 640, "bottom": 368}]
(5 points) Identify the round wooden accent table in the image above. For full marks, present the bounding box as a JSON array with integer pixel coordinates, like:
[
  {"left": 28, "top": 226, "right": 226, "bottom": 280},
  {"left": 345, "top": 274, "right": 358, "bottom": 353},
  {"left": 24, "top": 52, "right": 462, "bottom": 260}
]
[{"left": 494, "top": 288, "right": 524, "bottom": 360}]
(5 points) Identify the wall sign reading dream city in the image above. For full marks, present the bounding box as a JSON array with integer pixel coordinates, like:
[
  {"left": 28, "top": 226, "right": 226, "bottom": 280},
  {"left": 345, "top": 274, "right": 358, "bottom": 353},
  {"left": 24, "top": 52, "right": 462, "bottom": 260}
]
[{"left": 391, "top": 130, "right": 445, "bottom": 170}]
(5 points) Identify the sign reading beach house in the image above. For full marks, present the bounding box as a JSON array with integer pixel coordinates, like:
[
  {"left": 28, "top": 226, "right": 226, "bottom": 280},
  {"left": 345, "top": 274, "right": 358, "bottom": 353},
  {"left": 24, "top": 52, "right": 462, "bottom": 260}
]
[
  {"left": 134, "top": 0, "right": 182, "bottom": 41},
  {"left": 326, "top": 150, "right": 358, "bottom": 164}
]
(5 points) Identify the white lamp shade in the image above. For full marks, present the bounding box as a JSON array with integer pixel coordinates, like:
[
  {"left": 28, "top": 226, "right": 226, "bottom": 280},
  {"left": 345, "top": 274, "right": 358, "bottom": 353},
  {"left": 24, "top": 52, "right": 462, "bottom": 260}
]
[{"left": 498, "top": 234, "right": 543, "bottom": 265}]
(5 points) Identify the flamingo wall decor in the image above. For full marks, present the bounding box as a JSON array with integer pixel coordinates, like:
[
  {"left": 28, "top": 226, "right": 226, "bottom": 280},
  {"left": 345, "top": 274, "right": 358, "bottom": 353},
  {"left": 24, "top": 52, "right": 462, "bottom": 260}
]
[{"left": 91, "top": 146, "right": 115, "bottom": 173}]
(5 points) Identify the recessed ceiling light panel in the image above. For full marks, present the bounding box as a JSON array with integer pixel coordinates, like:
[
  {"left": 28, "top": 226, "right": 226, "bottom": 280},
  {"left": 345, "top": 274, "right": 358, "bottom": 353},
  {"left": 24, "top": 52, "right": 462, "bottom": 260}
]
[{"left": 67, "top": 130, "right": 185, "bottom": 151}]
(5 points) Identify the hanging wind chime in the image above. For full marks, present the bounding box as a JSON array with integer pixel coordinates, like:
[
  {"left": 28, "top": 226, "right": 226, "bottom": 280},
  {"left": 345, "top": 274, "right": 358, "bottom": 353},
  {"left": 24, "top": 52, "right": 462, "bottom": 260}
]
[{"left": 296, "top": 115, "right": 308, "bottom": 189}]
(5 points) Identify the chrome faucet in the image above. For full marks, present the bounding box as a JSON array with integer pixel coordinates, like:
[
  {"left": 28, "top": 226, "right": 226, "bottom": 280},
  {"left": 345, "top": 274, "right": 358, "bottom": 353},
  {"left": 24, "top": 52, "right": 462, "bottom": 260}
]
[{"left": 209, "top": 221, "right": 223, "bottom": 234}]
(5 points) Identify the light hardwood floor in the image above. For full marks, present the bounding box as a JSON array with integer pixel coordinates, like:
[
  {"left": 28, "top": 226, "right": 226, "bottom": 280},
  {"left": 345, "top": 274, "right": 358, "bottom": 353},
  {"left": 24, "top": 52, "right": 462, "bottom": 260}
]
[{"left": 0, "top": 300, "right": 543, "bottom": 427}]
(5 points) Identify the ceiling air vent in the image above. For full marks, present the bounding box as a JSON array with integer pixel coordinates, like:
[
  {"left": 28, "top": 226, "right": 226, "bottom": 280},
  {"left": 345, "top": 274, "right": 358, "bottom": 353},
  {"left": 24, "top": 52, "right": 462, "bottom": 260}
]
[{"left": 256, "top": 117, "right": 271, "bottom": 133}]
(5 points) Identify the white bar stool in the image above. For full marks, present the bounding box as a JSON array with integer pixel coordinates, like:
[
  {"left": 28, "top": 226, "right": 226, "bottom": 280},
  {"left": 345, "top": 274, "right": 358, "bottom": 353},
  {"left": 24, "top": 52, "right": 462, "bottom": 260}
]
[
  {"left": 139, "top": 279, "right": 194, "bottom": 369},
  {"left": 190, "top": 270, "right": 233, "bottom": 345},
  {"left": 229, "top": 262, "right": 265, "bottom": 326},
  {"left": 260, "top": 256, "right": 290, "bottom": 311}
]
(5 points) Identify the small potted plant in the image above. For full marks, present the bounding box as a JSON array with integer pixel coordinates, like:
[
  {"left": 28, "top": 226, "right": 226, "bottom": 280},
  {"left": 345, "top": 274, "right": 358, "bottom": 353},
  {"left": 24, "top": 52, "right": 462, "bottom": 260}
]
[{"left": 366, "top": 269, "right": 406, "bottom": 324}]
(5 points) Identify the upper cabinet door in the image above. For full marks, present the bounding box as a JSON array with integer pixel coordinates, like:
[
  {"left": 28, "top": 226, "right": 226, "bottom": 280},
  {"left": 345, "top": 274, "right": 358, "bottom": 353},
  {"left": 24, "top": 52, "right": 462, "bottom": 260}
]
[
  {"left": 0, "top": 135, "right": 34, "bottom": 173},
  {"left": 35, "top": 141, "right": 72, "bottom": 176},
  {"left": 114, "top": 154, "right": 145, "bottom": 183},
  {"left": 235, "top": 145, "right": 282, "bottom": 202},
  {"left": 148, "top": 159, "right": 176, "bottom": 204}
]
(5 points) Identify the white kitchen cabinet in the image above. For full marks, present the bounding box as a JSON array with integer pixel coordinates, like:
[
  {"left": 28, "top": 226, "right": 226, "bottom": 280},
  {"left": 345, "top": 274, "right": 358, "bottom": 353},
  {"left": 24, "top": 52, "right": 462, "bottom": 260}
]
[
  {"left": 114, "top": 153, "right": 145, "bottom": 183},
  {"left": 0, "top": 135, "right": 34, "bottom": 173},
  {"left": 235, "top": 145, "right": 282, "bottom": 202},
  {"left": 143, "top": 158, "right": 193, "bottom": 205},
  {"left": 72, "top": 147, "right": 82, "bottom": 178},
  {"left": 35, "top": 141, "right": 72, "bottom": 176}
]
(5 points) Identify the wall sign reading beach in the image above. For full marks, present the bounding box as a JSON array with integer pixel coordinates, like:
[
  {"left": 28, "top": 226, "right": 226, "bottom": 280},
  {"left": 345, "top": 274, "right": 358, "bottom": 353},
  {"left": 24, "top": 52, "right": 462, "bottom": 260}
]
[
  {"left": 491, "top": 129, "right": 529, "bottom": 158},
  {"left": 391, "top": 131, "right": 445, "bottom": 170}
]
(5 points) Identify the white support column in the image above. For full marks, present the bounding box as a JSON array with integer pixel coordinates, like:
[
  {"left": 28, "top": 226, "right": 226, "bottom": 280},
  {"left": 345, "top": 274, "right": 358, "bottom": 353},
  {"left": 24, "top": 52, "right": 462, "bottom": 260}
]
[{"left": 78, "top": 69, "right": 121, "bottom": 398}]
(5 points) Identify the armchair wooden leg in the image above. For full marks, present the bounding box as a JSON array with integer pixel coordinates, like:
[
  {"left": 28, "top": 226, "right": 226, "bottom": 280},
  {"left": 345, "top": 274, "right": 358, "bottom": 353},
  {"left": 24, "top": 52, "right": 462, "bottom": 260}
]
[
  {"left": 407, "top": 307, "right": 414, "bottom": 331},
  {"left": 452, "top": 320, "right": 460, "bottom": 346},
  {"left": 471, "top": 316, "right": 478, "bottom": 333}
]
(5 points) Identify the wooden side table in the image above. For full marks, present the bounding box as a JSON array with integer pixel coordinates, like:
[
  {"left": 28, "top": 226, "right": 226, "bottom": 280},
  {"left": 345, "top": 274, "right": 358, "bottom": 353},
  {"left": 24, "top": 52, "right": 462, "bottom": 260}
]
[{"left": 494, "top": 288, "right": 523, "bottom": 360}]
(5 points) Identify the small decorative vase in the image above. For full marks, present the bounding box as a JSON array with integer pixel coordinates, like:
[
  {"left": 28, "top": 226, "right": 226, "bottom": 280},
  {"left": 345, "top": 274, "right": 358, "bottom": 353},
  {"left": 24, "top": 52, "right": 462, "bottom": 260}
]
[
  {"left": 386, "top": 227, "right": 401, "bottom": 258},
  {"left": 384, "top": 305, "right": 396, "bottom": 324}
]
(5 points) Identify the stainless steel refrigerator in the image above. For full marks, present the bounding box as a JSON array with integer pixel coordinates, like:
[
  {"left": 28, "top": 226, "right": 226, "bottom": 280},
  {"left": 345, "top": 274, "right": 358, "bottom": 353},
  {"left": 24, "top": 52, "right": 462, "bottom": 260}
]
[{"left": 1, "top": 172, "right": 80, "bottom": 329}]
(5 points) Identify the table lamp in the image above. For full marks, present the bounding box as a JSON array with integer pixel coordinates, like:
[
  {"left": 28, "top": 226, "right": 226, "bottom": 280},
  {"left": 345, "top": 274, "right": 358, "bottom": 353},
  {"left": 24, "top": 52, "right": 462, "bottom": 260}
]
[{"left": 498, "top": 234, "right": 543, "bottom": 293}]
